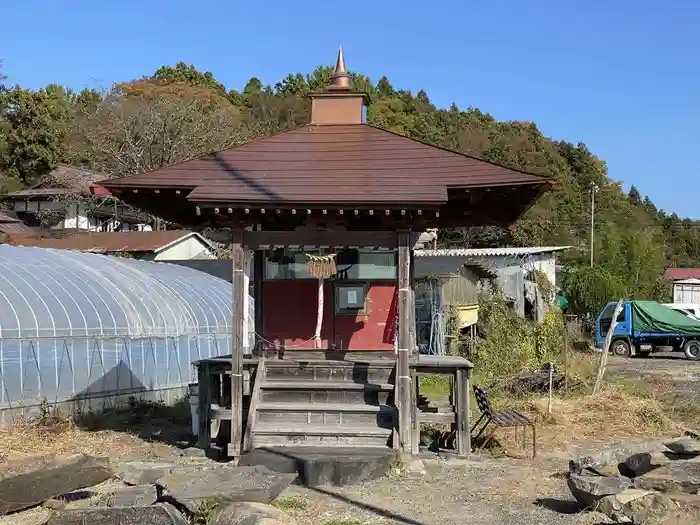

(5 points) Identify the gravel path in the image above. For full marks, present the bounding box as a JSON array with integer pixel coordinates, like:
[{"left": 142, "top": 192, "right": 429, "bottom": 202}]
[{"left": 283, "top": 453, "right": 615, "bottom": 525}]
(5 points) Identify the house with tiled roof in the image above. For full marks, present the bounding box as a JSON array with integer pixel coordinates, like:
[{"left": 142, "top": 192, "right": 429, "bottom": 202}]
[{"left": 2, "top": 165, "right": 152, "bottom": 232}]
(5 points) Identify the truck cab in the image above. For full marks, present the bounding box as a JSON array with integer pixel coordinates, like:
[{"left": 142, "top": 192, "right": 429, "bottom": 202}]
[{"left": 595, "top": 301, "right": 632, "bottom": 354}]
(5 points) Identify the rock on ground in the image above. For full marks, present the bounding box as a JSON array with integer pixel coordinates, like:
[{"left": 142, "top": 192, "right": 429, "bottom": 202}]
[
  {"left": 0, "top": 454, "right": 113, "bottom": 514},
  {"left": 158, "top": 465, "right": 297, "bottom": 513},
  {"left": 45, "top": 503, "right": 187, "bottom": 525},
  {"left": 633, "top": 461, "right": 700, "bottom": 494},
  {"left": 568, "top": 440, "right": 670, "bottom": 474},
  {"left": 597, "top": 489, "right": 675, "bottom": 523},
  {"left": 209, "top": 502, "right": 297, "bottom": 525},
  {"left": 567, "top": 473, "right": 631, "bottom": 508}
]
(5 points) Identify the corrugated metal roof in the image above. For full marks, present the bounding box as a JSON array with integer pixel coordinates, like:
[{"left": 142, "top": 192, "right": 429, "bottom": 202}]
[
  {"left": 665, "top": 268, "right": 700, "bottom": 280},
  {"left": 414, "top": 246, "right": 572, "bottom": 257},
  {"left": 5, "top": 230, "right": 209, "bottom": 253},
  {"left": 102, "top": 124, "right": 551, "bottom": 205}
]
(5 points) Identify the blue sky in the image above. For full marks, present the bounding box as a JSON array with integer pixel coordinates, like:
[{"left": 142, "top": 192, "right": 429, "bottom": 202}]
[{"left": 2, "top": 1, "right": 698, "bottom": 217}]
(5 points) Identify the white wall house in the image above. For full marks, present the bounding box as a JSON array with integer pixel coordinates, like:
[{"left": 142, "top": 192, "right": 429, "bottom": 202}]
[
  {"left": 8, "top": 231, "right": 216, "bottom": 261},
  {"left": 664, "top": 269, "right": 700, "bottom": 304}
]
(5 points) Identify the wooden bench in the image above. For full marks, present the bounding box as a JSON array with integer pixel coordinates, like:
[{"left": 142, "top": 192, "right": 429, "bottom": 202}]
[{"left": 471, "top": 385, "right": 536, "bottom": 458}]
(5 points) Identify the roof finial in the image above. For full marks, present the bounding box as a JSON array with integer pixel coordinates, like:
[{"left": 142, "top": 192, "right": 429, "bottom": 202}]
[{"left": 328, "top": 46, "right": 352, "bottom": 91}]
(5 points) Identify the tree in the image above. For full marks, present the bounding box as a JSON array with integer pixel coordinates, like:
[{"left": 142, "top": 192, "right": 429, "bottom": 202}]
[
  {"left": 151, "top": 62, "right": 226, "bottom": 93},
  {"left": 67, "top": 80, "right": 250, "bottom": 176},
  {"left": 628, "top": 185, "right": 642, "bottom": 204},
  {"left": 0, "top": 86, "right": 69, "bottom": 185}
]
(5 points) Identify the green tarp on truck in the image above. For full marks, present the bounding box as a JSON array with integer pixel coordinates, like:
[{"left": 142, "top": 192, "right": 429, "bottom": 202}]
[{"left": 631, "top": 300, "right": 700, "bottom": 334}]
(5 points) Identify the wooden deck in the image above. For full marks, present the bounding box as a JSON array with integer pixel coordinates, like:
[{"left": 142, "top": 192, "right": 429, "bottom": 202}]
[{"left": 192, "top": 353, "right": 473, "bottom": 458}]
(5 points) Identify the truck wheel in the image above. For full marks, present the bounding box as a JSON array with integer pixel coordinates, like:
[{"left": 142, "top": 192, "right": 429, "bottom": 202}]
[
  {"left": 612, "top": 340, "right": 631, "bottom": 357},
  {"left": 684, "top": 340, "right": 700, "bottom": 361}
]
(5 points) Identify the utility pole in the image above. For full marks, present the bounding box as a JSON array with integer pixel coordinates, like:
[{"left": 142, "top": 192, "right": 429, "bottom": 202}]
[{"left": 590, "top": 182, "right": 598, "bottom": 268}]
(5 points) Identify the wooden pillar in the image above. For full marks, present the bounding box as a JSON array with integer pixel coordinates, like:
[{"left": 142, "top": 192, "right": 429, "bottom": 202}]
[
  {"left": 253, "top": 250, "right": 264, "bottom": 354},
  {"left": 196, "top": 363, "right": 211, "bottom": 449},
  {"left": 230, "top": 230, "right": 246, "bottom": 459},
  {"left": 397, "top": 230, "right": 412, "bottom": 453}
]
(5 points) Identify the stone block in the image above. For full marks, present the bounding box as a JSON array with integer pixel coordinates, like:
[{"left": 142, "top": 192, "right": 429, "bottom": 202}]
[
  {"left": 45, "top": 503, "right": 187, "bottom": 525},
  {"left": 158, "top": 465, "right": 297, "bottom": 513},
  {"left": 0, "top": 453, "right": 112, "bottom": 514},
  {"left": 239, "top": 446, "right": 399, "bottom": 487}
]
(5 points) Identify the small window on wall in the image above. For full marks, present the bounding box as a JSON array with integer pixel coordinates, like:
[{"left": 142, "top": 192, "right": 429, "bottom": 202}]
[{"left": 335, "top": 283, "right": 367, "bottom": 314}]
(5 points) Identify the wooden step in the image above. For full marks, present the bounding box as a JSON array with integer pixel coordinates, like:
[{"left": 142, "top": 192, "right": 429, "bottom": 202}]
[
  {"left": 264, "top": 361, "right": 394, "bottom": 383},
  {"left": 252, "top": 423, "right": 393, "bottom": 448},
  {"left": 256, "top": 402, "right": 395, "bottom": 426},
  {"left": 258, "top": 402, "right": 395, "bottom": 412},
  {"left": 261, "top": 380, "right": 393, "bottom": 390}
]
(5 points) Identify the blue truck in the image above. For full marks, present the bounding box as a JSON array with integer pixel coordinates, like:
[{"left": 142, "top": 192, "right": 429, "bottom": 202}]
[{"left": 595, "top": 300, "right": 700, "bottom": 360}]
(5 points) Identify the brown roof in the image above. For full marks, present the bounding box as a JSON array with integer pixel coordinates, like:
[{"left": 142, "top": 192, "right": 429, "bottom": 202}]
[
  {"left": 5, "top": 165, "right": 110, "bottom": 199},
  {"left": 5, "top": 230, "right": 208, "bottom": 253},
  {"left": 102, "top": 124, "right": 551, "bottom": 205},
  {"left": 0, "top": 210, "right": 34, "bottom": 235}
]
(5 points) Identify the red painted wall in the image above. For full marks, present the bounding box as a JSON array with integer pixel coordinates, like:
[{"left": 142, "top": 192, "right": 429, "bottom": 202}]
[{"left": 261, "top": 280, "right": 397, "bottom": 351}]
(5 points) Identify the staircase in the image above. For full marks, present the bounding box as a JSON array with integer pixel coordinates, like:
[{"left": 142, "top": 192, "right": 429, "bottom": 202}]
[{"left": 245, "top": 359, "right": 397, "bottom": 450}]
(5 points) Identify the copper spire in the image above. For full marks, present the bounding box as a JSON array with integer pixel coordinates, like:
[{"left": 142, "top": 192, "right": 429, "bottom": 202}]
[{"left": 328, "top": 46, "right": 352, "bottom": 91}]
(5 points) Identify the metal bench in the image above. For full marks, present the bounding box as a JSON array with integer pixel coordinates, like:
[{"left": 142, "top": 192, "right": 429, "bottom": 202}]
[{"left": 471, "top": 385, "right": 536, "bottom": 458}]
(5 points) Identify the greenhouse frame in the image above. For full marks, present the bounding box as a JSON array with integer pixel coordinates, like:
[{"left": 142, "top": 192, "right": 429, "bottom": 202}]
[{"left": 0, "top": 245, "right": 253, "bottom": 424}]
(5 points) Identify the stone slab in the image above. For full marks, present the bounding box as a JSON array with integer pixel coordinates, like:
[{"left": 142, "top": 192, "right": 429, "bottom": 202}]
[
  {"left": 114, "top": 460, "right": 179, "bottom": 485},
  {"left": 46, "top": 503, "right": 187, "bottom": 525},
  {"left": 665, "top": 437, "right": 700, "bottom": 455},
  {"left": 98, "top": 485, "right": 158, "bottom": 507},
  {"left": 239, "top": 446, "right": 399, "bottom": 487},
  {"left": 158, "top": 465, "right": 297, "bottom": 513},
  {"left": 567, "top": 473, "right": 631, "bottom": 508},
  {"left": 210, "top": 502, "right": 297, "bottom": 525},
  {"left": 114, "top": 459, "right": 219, "bottom": 486},
  {"left": 633, "top": 461, "right": 700, "bottom": 494},
  {"left": 598, "top": 490, "right": 674, "bottom": 524},
  {"left": 0, "top": 453, "right": 113, "bottom": 514}
]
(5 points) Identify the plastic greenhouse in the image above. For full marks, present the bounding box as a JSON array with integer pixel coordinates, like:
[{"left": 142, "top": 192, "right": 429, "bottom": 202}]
[{"left": 0, "top": 245, "right": 253, "bottom": 423}]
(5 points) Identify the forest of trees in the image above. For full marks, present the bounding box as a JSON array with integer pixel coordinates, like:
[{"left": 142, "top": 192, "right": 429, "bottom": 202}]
[{"left": 0, "top": 60, "right": 698, "bottom": 314}]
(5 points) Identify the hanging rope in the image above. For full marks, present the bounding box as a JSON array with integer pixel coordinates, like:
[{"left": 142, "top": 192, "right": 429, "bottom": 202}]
[{"left": 305, "top": 253, "right": 338, "bottom": 278}]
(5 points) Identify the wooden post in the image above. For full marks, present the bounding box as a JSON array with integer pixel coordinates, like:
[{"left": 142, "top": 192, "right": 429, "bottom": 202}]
[
  {"left": 563, "top": 316, "right": 569, "bottom": 392},
  {"left": 196, "top": 363, "right": 211, "bottom": 449},
  {"left": 593, "top": 299, "right": 624, "bottom": 395},
  {"left": 230, "top": 231, "right": 246, "bottom": 458},
  {"left": 455, "top": 367, "right": 469, "bottom": 456},
  {"left": 253, "top": 250, "right": 264, "bottom": 355},
  {"left": 397, "top": 230, "right": 412, "bottom": 453}
]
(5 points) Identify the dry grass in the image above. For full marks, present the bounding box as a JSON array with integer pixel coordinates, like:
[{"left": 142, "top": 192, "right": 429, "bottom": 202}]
[
  {"left": 525, "top": 390, "right": 676, "bottom": 451},
  {"left": 0, "top": 398, "right": 191, "bottom": 464},
  {"left": 0, "top": 420, "right": 176, "bottom": 464}
]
